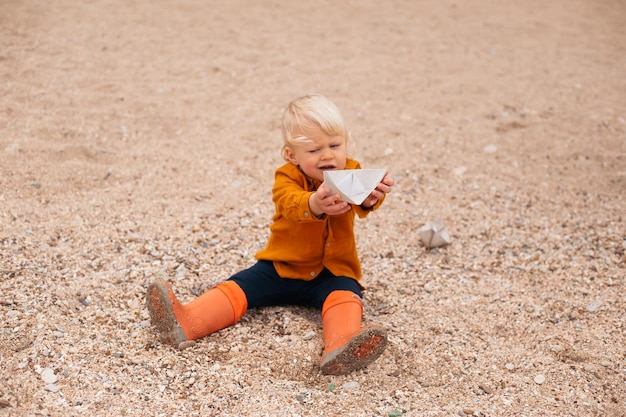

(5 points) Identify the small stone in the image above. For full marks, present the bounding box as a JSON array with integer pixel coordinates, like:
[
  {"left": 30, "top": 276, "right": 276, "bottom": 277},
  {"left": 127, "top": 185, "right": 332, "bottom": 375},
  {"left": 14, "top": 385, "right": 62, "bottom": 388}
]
[
  {"left": 177, "top": 340, "right": 196, "bottom": 350},
  {"left": 45, "top": 383, "right": 59, "bottom": 393},
  {"left": 484, "top": 144, "right": 497, "bottom": 153},
  {"left": 295, "top": 391, "right": 311, "bottom": 404},
  {"left": 534, "top": 374, "right": 546, "bottom": 385},
  {"left": 79, "top": 296, "right": 92, "bottom": 306},
  {"left": 478, "top": 383, "right": 494, "bottom": 394},
  {"left": 41, "top": 368, "right": 57, "bottom": 384},
  {"left": 342, "top": 381, "right": 360, "bottom": 390},
  {"left": 175, "top": 263, "right": 188, "bottom": 279},
  {"left": 505, "top": 363, "right": 515, "bottom": 371},
  {"left": 585, "top": 300, "right": 602, "bottom": 313},
  {"left": 453, "top": 166, "right": 468, "bottom": 176},
  {"left": 302, "top": 331, "right": 316, "bottom": 341}
]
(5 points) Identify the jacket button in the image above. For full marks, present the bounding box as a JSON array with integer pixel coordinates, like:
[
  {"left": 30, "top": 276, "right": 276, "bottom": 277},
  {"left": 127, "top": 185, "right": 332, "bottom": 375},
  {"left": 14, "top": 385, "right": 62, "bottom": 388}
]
[
  {"left": 304, "top": 212, "right": 309, "bottom": 218},
  {"left": 310, "top": 271, "right": 315, "bottom": 276}
]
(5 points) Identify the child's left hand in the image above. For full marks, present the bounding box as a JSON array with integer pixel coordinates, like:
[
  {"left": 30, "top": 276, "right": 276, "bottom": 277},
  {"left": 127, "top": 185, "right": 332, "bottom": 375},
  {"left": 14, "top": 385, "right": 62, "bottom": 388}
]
[{"left": 361, "top": 171, "right": 394, "bottom": 209}]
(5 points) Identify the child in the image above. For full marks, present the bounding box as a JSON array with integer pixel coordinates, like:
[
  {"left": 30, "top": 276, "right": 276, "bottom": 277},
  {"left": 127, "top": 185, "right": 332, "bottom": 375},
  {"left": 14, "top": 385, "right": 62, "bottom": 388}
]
[{"left": 146, "top": 93, "right": 394, "bottom": 375}]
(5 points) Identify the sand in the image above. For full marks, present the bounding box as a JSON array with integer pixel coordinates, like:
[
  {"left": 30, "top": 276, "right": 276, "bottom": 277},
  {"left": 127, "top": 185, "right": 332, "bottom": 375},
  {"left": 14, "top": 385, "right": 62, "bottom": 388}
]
[{"left": 1, "top": 0, "right": 625, "bottom": 415}]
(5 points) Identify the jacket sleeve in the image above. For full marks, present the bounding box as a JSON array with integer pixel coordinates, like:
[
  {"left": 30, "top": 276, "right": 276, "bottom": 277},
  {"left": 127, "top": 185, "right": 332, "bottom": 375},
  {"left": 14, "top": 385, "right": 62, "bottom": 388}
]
[{"left": 272, "top": 169, "right": 321, "bottom": 222}]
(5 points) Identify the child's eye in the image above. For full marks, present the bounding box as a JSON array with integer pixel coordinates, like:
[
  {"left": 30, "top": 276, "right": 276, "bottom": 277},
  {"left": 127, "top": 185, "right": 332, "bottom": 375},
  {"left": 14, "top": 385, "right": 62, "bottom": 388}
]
[{"left": 308, "top": 149, "right": 320, "bottom": 153}]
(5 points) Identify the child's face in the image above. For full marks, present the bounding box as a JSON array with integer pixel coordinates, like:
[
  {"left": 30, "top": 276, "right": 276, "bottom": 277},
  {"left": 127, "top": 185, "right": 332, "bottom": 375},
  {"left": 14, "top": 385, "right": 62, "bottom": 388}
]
[{"left": 284, "top": 124, "right": 347, "bottom": 183}]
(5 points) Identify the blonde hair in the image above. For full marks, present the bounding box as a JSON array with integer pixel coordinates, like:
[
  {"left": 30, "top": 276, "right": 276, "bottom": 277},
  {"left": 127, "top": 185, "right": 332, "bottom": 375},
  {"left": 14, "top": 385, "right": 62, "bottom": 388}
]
[{"left": 280, "top": 94, "right": 349, "bottom": 160}]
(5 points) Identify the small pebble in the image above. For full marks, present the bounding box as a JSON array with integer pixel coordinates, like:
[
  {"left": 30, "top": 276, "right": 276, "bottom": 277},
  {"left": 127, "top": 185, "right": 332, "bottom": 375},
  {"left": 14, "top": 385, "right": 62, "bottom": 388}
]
[
  {"left": 41, "top": 368, "right": 57, "bottom": 384},
  {"left": 585, "top": 300, "right": 602, "bottom": 313},
  {"left": 302, "top": 331, "right": 316, "bottom": 341},
  {"left": 79, "top": 296, "right": 92, "bottom": 306},
  {"left": 453, "top": 166, "right": 468, "bottom": 176},
  {"left": 45, "top": 384, "right": 59, "bottom": 393},
  {"left": 505, "top": 363, "right": 515, "bottom": 371},
  {"left": 342, "top": 381, "right": 360, "bottom": 390},
  {"left": 478, "top": 383, "right": 493, "bottom": 394},
  {"left": 484, "top": 144, "right": 497, "bottom": 153},
  {"left": 534, "top": 374, "right": 546, "bottom": 385}
]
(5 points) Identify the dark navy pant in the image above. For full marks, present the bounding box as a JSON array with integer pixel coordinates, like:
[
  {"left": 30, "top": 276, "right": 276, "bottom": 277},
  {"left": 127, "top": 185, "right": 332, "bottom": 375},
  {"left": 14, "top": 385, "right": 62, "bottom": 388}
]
[{"left": 228, "top": 260, "right": 362, "bottom": 310}]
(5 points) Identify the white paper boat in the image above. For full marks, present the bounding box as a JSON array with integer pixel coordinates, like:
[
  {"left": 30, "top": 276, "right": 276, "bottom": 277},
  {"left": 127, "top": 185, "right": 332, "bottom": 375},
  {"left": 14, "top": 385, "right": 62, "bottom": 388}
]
[
  {"left": 323, "top": 169, "right": 386, "bottom": 205},
  {"left": 418, "top": 219, "right": 452, "bottom": 248}
]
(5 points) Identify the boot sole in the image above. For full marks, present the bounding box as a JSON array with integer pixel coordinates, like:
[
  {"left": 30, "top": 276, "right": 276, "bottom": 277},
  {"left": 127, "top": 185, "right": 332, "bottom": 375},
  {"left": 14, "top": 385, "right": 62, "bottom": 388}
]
[
  {"left": 146, "top": 279, "right": 194, "bottom": 350},
  {"left": 321, "top": 326, "right": 387, "bottom": 375}
]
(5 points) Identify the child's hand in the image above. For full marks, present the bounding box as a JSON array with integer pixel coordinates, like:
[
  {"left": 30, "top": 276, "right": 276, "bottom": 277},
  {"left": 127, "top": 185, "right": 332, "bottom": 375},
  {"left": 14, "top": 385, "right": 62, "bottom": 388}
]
[
  {"left": 360, "top": 171, "right": 394, "bottom": 209},
  {"left": 308, "top": 183, "right": 351, "bottom": 217}
]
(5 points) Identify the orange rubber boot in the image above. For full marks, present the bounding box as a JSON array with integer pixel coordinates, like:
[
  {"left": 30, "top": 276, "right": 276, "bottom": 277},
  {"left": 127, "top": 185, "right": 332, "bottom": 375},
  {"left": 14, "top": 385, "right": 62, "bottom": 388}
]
[
  {"left": 146, "top": 279, "right": 247, "bottom": 349},
  {"left": 320, "top": 290, "right": 387, "bottom": 375}
]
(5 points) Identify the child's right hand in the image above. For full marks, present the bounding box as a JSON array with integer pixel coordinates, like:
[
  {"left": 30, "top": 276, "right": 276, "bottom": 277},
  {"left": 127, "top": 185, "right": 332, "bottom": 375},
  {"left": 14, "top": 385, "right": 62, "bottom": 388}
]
[{"left": 308, "top": 183, "right": 351, "bottom": 218}]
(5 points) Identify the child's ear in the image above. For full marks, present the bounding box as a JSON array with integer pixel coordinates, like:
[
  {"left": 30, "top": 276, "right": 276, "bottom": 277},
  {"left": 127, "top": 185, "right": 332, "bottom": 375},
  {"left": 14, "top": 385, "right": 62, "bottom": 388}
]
[{"left": 283, "top": 146, "right": 298, "bottom": 165}]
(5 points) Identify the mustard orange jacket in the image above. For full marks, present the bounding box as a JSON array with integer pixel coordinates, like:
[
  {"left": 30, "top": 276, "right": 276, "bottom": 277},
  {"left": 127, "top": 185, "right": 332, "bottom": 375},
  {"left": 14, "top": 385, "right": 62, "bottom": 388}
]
[{"left": 255, "top": 159, "right": 384, "bottom": 281}]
